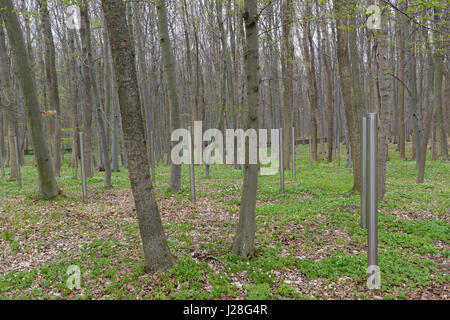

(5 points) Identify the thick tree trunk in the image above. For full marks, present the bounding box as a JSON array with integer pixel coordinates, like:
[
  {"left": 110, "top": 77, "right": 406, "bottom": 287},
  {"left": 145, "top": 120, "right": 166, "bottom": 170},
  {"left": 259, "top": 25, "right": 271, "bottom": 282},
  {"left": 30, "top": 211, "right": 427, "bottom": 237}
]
[
  {"left": 334, "top": 0, "right": 364, "bottom": 191},
  {"left": 232, "top": 0, "right": 259, "bottom": 257},
  {"left": 40, "top": 1, "right": 61, "bottom": 177},
  {"left": 102, "top": 0, "right": 175, "bottom": 271},
  {"left": 0, "top": 0, "right": 58, "bottom": 198}
]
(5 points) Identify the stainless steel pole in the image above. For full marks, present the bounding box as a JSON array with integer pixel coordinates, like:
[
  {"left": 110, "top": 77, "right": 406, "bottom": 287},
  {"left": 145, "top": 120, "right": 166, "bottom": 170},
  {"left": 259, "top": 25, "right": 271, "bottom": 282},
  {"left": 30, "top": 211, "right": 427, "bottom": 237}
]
[
  {"left": 361, "top": 117, "right": 367, "bottom": 229},
  {"left": 188, "top": 126, "right": 196, "bottom": 205},
  {"left": 367, "top": 113, "right": 378, "bottom": 267},
  {"left": 79, "top": 131, "right": 87, "bottom": 203},
  {"left": 14, "top": 136, "right": 22, "bottom": 188},
  {"left": 280, "top": 128, "right": 284, "bottom": 193},
  {"left": 292, "top": 127, "right": 295, "bottom": 180}
]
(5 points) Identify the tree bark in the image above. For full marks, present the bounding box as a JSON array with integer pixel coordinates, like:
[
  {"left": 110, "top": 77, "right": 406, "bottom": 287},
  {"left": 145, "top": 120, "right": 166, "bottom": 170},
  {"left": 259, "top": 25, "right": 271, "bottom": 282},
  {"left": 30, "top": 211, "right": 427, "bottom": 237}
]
[
  {"left": 0, "top": 19, "right": 18, "bottom": 180},
  {"left": 156, "top": 0, "right": 182, "bottom": 191},
  {"left": 0, "top": 0, "right": 58, "bottom": 198},
  {"left": 374, "top": 4, "right": 392, "bottom": 199},
  {"left": 334, "top": 0, "right": 364, "bottom": 191},
  {"left": 79, "top": 1, "right": 94, "bottom": 178},
  {"left": 232, "top": 0, "right": 259, "bottom": 257},
  {"left": 39, "top": 0, "right": 61, "bottom": 177},
  {"left": 102, "top": 0, "right": 175, "bottom": 271},
  {"left": 281, "top": 0, "right": 293, "bottom": 169}
]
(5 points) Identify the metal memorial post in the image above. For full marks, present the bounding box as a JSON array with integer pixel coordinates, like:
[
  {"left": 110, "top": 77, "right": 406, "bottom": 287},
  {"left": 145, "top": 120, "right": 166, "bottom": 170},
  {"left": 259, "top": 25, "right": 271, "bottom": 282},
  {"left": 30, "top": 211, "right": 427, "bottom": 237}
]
[
  {"left": 79, "top": 131, "right": 87, "bottom": 203},
  {"left": 361, "top": 117, "right": 367, "bottom": 229},
  {"left": 367, "top": 113, "right": 378, "bottom": 271}
]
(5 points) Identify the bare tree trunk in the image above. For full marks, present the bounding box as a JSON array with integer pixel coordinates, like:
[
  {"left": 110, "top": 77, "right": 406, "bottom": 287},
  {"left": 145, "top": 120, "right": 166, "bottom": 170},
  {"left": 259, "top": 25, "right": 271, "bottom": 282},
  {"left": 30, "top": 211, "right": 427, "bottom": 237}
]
[
  {"left": 102, "top": 0, "right": 175, "bottom": 271},
  {"left": 398, "top": 7, "right": 407, "bottom": 160},
  {"left": 302, "top": 9, "right": 319, "bottom": 163},
  {"left": 374, "top": 4, "right": 392, "bottom": 200},
  {"left": 417, "top": 38, "right": 435, "bottom": 183},
  {"left": 156, "top": 0, "right": 182, "bottom": 191},
  {"left": 40, "top": 0, "right": 61, "bottom": 177},
  {"left": 134, "top": 3, "right": 155, "bottom": 178},
  {"left": 0, "top": 0, "right": 58, "bottom": 198},
  {"left": 0, "top": 20, "right": 18, "bottom": 180},
  {"left": 232, "top": 0, "right": 259, "bottom": 257},
  {"left": 68, "top": 29, "right": 79, "bottom": 171},
  {"left": 434, "top": 9, "right": 448, "bottom": 161},
  {"left": 281, "top": 0, "right": 293, "bottom": 169},
  {"left": 111, "top": 80, "right": 120, "bottom": 172},
  {"left": 80, "top": 3, "right": 112, "bottom": 187},
  {"left": 79, "top": 1, "right": 94, "bottom": 178},
  {"left": 334, "top": 0, "right": 364, "bottom": 191},
  {"left": 322, "top": 36, "right": 334, "bottom": 163}
]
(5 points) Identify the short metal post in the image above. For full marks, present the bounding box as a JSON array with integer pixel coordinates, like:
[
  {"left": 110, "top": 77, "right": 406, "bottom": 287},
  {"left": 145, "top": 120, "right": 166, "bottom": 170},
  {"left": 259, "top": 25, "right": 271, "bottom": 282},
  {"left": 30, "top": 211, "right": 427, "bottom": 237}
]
[
  {"left": 361, "top": 117, "right": 367, "bottom": 229},
  {"left": 279, "top": 127, "right": 284, "bottom": 193},
  {"left": 292, "top": 127, "right": 295, "bottom": 180},
  {"left": 367, "top": 113, "right": 378, "bottom": 268},
  {"left": 79, "top": 132, "right": 87, "bottom": 203},
  {"left": 14, "top": 136, "right": 22, "bottom": 188},
  {"left": 188, "top": 126, "right": 196, "bottom": 205}
]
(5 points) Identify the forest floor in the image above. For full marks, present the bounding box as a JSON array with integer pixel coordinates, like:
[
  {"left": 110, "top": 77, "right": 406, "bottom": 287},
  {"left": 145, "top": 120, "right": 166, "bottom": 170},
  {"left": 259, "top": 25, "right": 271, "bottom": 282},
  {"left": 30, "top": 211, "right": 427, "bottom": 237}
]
[{"left": 0, "top": 143, "right": 448, "bottom": 300}]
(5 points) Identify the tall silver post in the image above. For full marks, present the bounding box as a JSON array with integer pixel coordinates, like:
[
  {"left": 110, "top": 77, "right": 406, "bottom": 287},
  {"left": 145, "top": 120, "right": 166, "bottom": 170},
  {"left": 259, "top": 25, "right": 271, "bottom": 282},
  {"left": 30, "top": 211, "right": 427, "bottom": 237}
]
[
  {"left": 361, "top": 117, "right": 367, "bottom": 229},
  {"left": 79, "top": 131, "right": 87, "bottom": 203},
  {"left": 279, "top": 128, "right": 284, "bottom": 193},
  {"left": 0, "top": 144, "right": 5, "bottom": 181},
  {"left": 292, "top": 127, "right": 295, "bottom": 180},
  {"left": 14, "top": 136, "right": 22, "bottom": 188},
  {"left": 367, "top": 113, "right": 378, "bottom": 268},
  {"left": 188, "top": 126, "right": 196, "bottom": 205}
]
